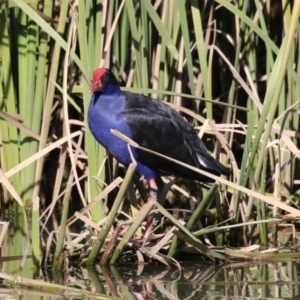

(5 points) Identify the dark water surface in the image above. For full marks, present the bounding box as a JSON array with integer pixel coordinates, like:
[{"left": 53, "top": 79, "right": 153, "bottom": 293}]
[
  {"left": 1, "top": 256, "right": 300, "bottom": 300},
  {"left": 1, "top": 223, "right": 300, "bottom": 299}
]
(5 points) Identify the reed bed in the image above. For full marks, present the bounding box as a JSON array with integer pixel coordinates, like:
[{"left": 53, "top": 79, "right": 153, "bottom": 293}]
[{"left": 0, "top": 0, "right": 299, "bottom": 269}]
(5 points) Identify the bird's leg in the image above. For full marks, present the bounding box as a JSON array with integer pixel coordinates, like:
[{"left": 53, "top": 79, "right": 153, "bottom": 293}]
[
  {"left": 143, "top": 177, "right": 164, "bottom": 239},
  {"left": 119, "top": 177, "right": 164, "bottom": 241}
]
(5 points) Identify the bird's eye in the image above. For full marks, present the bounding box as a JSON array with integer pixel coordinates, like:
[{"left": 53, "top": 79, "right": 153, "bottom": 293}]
[{"left": 102, "top": 74, "right": 108, "bottom": 79}]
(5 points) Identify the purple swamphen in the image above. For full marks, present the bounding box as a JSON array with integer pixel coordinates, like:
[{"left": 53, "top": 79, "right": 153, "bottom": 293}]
[{"left": 88, "top": 68, "right": 230, "bottom": 238}]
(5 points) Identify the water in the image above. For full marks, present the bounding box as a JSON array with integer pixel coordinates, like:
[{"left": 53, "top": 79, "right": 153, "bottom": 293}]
[
  {"left": 1, "top": 218, "right": 300, "bottom": 299},
  {"left": 1, "top": 256, "right": 300, "bottom": 299}
]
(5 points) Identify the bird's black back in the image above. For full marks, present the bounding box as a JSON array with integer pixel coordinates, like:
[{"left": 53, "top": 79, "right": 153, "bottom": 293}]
[{"left": 122, "top": 92, "right": 229, "bottom": 182}]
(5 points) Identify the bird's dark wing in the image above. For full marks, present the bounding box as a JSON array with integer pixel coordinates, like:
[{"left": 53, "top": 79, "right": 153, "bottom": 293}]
[{"left": 122, "top": 92, "right": 229, "bottom": 181}]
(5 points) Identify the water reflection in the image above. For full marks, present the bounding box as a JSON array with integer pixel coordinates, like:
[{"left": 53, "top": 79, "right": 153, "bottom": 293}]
[
  {"left": 1, "top": 258, "right": 300, "bottom": 299},
  {"left": 95, "top": 261, "right": 300, "bottom": 299}
]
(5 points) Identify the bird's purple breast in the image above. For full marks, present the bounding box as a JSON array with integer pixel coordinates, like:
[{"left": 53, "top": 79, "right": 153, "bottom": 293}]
[{"left": 88, "top": 92, "right": 159, "bottom": 180}]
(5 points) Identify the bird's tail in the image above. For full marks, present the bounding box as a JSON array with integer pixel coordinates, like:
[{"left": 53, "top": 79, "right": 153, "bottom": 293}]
[
  {"left": 211, "top": 159, "right": 230, "bottom": 176},
  {"left": 197, "top": 153, "right": 230, "bottom": 176}
]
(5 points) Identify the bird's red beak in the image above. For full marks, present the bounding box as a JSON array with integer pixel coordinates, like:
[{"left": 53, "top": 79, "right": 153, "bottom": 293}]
[
  {"left": 89, "top": 68, "right": 107, "bottom": 93},
  {"left": 89, "top": 79, "right": 102, "bottom": 93}
]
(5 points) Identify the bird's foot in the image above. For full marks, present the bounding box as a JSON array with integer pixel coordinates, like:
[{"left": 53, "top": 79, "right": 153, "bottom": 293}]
[
  {"left": 141, "top": 178, "right": 160, "bottom": 240},
  {"left": 118, "top": 224, "right": 130, "bottom": 237},
  {"left": 112, "top": 178, "right": 162, "bottom": 243}
]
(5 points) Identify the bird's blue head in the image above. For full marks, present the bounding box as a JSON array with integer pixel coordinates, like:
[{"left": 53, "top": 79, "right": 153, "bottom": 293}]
[{"left": 89, "top": 68, "right": 120, "bottom": 94}]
